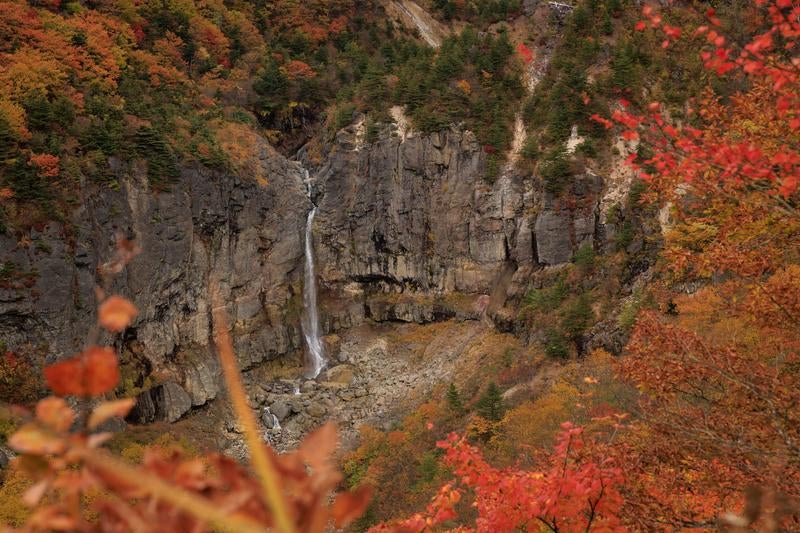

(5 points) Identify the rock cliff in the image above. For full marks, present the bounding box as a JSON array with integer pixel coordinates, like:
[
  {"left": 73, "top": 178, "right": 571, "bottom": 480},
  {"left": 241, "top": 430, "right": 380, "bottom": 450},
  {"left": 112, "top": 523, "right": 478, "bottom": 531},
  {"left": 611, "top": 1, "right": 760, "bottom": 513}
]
[
  {"left": 0, "top": 118, "right": 610, "bottom": 426},
  {"left": 0, "top": 138, "right": 309, "bottom": 415},
  {"left": 306, "top": 119, "right": 604, "bottom": 328}
]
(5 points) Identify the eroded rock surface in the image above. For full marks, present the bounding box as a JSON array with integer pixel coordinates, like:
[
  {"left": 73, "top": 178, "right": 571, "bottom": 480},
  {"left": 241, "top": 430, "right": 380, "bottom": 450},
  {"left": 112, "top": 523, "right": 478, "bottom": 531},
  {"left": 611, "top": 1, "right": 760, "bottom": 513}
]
[
  {"left": 307, "top": 121, "right": 605, "bottom": 332},
  {"left": 0, "top": 138, "right": 309, "bottom": 406}
]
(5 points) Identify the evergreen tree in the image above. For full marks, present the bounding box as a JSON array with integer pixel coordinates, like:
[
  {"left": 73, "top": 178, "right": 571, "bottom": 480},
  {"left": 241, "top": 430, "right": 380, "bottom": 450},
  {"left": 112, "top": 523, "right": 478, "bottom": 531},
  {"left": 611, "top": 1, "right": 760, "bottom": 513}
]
[
  {"left": 476, "top": 382, "right": 504, "bottom": 421},
  {"left": 611, "top": 42, "right": 637, "bottom": 90},
  {"left": 360, "top": 63, "right": 387, "bottom": 109},
  {"left": 544, "top": 328, "right": 569, "bottom": 358},
  {"left": 446, "top": 382, "right": 463, "bottom": 414},
  {"left": 488, "top": 31, "right": 513, "bottom": 73},
  {"left": 561, "top": 293, "right": 594, "bottom": 345},
  {"left": 133, "top": 127, "right": 179, "bottom": 186}
]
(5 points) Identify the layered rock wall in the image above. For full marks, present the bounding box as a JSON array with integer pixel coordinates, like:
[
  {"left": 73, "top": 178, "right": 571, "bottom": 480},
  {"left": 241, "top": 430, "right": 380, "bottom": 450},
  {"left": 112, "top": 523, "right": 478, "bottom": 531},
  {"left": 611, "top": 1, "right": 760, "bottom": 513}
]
[
  {"left": 0, "top": 139, "right": 309, "bottom": 412},
  {"left": 308, "top": 121, "right": 603, "bottom": 326}
]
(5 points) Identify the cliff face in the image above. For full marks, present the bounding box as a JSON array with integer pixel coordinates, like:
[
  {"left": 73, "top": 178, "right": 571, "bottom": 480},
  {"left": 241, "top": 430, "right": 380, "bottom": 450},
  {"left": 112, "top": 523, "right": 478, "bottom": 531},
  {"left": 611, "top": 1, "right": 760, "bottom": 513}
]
[
  {"left": 307, "top": 120, "right": 603, "bottom": 329},
  {"left": 0, "top": 120, "right": 610, "bottom": 425},
  {"left": 0, "top": 138, "right": 309, "bottom": 408}
]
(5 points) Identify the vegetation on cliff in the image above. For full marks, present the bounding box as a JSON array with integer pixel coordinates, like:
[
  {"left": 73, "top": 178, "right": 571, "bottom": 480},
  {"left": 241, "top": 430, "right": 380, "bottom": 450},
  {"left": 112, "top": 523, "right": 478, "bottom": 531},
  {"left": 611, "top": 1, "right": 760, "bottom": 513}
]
[{"left": 0, "top": 0, "right": 798, "bottom": 531}]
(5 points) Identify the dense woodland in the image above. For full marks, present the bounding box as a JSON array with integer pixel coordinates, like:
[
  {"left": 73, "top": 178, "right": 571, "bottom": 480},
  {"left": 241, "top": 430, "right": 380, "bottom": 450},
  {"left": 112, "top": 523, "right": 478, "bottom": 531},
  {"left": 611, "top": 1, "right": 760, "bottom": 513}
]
[{"left": 0, "top": 0, "right": 799, "bottom": 531}]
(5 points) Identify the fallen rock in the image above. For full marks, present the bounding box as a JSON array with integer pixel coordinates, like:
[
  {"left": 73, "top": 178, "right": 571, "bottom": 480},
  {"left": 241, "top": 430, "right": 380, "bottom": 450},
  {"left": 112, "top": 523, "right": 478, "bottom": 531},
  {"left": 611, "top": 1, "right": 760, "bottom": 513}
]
[
  {"left": 324, "top": 364, "right": 355, "bottom": 385},
  {"left": 270, "top": 401, "right": 291, "bottom": 421},
  {"left": 306, "top": 402, "right": 327, "bottom": 418},
  {"left": 261, "top": 407, "right": 280, "bottom": 429}
]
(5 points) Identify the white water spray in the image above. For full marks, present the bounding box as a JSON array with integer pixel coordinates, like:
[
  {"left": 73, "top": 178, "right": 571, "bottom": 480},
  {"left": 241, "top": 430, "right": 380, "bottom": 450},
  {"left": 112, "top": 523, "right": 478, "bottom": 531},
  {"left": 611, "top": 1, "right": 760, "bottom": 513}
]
[{"left": 300, "top": 168, "right": 326, "bottom": 378}]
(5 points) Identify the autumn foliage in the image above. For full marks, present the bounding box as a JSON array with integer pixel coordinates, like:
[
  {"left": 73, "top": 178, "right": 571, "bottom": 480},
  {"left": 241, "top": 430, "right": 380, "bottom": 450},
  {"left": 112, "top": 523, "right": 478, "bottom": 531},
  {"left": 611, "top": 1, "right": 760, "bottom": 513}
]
[
  {"left": 368, "top": 1, "right": 800, "bottom": 530},
  {"left": 375, "top": 423, "right": 624, "bottom": 533},
  {"left": 2, "top": 0, "right": 800, "bottom": 531},
  {"left": 594, "top": 0, "right": 800, "bottom": 529}
]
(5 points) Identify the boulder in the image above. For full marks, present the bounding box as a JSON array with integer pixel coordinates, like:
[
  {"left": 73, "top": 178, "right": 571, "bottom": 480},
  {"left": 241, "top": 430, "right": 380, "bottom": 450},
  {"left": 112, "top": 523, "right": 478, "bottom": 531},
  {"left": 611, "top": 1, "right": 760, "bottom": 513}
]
[
  {"left": 269, "top": 401, "right": 291, "bottom": 421},
  {"left": 128, "top": 382, "right": 192, "bottom": 424},
  {"left": 261, "top": 407, "right": 280, "bottom": 429},
  {"left": 306, "top": 402, "right": 327, "bottom": 418},
  {"left": 324, "top": 364, "right": 356, "bottom": 385}
]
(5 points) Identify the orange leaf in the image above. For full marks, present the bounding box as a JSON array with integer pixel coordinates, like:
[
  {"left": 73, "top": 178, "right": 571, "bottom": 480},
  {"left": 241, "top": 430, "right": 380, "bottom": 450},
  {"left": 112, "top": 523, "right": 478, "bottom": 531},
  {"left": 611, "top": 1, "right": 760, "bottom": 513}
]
[
  {"left": 98, "top": 295, "right": 138, "bottom": 332},
  {"left": 35, "top": 397, "right": 74, "bottom": 433},
  {"left": 44, "top": 346, "right": 120, "bottom": 397},
  {"left": 8, "top": 424, "right": 66, "bottom": 455},
  {"left": 88, "top": 398, "right": 136, "bottom": 430},
  {"left": 299, "top": 422, "right": 337, "bottom": 473},
  {"left": 332, "top": 485, "right": 373, "bottom": 527}
]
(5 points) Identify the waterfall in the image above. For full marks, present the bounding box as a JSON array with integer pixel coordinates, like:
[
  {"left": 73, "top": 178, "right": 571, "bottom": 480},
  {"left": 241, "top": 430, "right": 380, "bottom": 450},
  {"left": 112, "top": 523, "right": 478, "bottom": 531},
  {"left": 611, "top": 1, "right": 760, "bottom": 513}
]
[{"left": 300, "top": 168, "right": 326, "bottom": 378}]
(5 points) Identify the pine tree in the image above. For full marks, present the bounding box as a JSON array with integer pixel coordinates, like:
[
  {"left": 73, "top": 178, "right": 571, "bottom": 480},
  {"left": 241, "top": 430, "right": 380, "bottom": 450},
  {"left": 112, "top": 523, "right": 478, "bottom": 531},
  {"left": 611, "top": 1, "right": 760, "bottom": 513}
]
[
  {"left": 446, "top": 382, "right": 463, "bottom": 414},
  {"left": 561, "top": 293, "right": 594, "bottom": 345},
  {"left": 360, "top": 63, "right": 387, "bottom": 109},
  {"left": 133, "top": 127, "right": 179, "bottom": 186},
  {"left": 476, "top": 382, "right": 504, "bottom": 421}
]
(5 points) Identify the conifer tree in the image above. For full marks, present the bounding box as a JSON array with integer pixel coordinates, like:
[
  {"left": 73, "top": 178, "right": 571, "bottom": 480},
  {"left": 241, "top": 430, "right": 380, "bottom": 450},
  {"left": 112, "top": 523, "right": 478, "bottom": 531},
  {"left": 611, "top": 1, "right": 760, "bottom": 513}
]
[
  {"left": 476, "top": 382, "right": 504, "bottom": 421},
  {"left": 446, "top": 382, "right": 463, "bottom": 414}
]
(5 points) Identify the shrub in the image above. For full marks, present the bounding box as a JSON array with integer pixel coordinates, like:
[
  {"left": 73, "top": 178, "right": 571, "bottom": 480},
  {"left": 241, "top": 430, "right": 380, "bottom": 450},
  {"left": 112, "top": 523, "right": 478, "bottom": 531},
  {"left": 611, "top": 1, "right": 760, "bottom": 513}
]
[{"left": 0, "top": 351, "right": 42, "bottom": 405}]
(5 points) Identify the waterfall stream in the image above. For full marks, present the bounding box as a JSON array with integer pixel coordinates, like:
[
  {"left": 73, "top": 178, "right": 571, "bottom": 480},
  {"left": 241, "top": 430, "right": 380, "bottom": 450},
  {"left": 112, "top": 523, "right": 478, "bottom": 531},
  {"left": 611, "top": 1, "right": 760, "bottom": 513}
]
[{"left": 300, "top": 168, "right": 326, "bottom": 378}]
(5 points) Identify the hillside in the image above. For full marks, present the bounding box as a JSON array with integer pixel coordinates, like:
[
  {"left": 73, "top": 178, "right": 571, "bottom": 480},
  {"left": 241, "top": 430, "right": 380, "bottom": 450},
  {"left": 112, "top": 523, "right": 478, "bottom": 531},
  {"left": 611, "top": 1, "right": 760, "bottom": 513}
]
[{"left": 0, "top": 0, "right": 799, "bottom": 531}]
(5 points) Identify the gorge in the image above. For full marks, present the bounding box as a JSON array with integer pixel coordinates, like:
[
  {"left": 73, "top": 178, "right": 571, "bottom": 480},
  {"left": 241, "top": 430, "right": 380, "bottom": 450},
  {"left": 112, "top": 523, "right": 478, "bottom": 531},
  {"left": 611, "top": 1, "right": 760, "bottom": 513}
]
[
  {"left": 2, "top": 0, "right": 792, "bottom": 529},
  {"left": 0, "top": 0, "right": 642, "bottom": 450}
]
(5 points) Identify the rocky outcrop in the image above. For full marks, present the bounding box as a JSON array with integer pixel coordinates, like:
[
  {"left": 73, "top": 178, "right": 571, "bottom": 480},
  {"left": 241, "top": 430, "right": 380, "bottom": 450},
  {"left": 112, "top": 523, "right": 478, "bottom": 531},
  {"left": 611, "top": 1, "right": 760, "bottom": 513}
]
[
  {"left": 0, "top": 114, "right": 614, "bottom": 433},
  {"left": 534, "top": 170, "right": 602, "bottom": 265},
  {"left": 128, "top": 381, "right": 193, "bottom": 424},
  {"left": 306, "top": 120, "right": 605, "bottom": 328},
  {"left": 0, "top": 138, "right": 309, "bottom": 406},
  {"left": 311, "top": 124, "right": 533, "bottom": 295}
]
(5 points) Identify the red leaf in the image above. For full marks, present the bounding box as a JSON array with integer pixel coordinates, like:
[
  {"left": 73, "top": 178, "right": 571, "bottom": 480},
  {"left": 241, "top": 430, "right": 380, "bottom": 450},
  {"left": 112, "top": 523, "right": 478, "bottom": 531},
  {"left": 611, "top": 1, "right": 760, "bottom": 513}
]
[
  {"left": 44, "top": 346, "right": 120, "bottom": 397},
  {"left": 622, "top": 130, "right": 639, "bottom": 141},
  {"left": 516, "top": 43, "right": 534, "bottom": 64}
]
